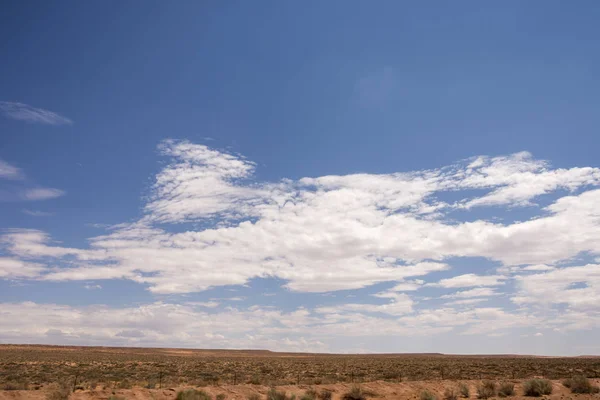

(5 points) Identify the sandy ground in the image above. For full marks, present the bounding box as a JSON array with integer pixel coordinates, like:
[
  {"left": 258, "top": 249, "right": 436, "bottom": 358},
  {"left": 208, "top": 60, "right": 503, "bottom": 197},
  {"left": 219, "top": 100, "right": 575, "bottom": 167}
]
[{"left": 1, "top": 379, "right": 599, "bottom": 400}]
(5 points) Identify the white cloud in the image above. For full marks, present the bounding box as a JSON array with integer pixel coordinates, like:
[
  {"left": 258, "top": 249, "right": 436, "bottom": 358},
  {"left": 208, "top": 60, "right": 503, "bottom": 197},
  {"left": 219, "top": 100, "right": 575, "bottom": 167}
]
[
  {"left": 0, "top": 159, "right": 23, "bottom": 180},
  {"left": 445, "top": 298, "right": 489, "bottom": 306},
  {"left": 513, "top": 264, "right": 600, "bottom": 310},
  {"left": 2, "top": 142, "right": 600, "bottom": 298},
  {"left": 21, "top": 188, "right": 65, "bottom": 201},
  {"left": 22, "top": 209, "right": 55, "bottom": 217},
  {"left": 83, "top": 284, "right": 102, "bottom": 290},
  {"left": 0, "top": 257, "right": 44, "bottom": 278},
  {"left": 431, "top": 274, "right": 506, "bottom": 288},
  {"left": 441, "top": 288, "right": 500, "bottom": 299},
  {"left": 2, "top": 141, "right": 600, "bottom": 350},
  {"left": 0, "top": 101, "right": 72, "bottom": 125}
]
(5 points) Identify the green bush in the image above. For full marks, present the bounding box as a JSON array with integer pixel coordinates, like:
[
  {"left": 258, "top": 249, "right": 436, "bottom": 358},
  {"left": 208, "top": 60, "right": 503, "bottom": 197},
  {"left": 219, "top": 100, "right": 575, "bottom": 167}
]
[
  {"left": 563, "top": 375, "right": 600, "bottom": 394},
  {"left": 523, "top": 379, "right": 552, "bottom": 397},
  {"left": 342, "top": 386, "right": 367, "bottom": 400},
  {"left": 458, "top": 383, "right": 470, "bottom": 398},
  {"left": 477, "top": 381, "right": 496, "bottom": 399},
  {"left": 498, "top": 382, "right": 515, "bottom": 397},
  {"left": 176, "top": 389, "right": 212, "bottom": 400},
  {"left": 421, "top": 390, "right": 437, "bottom": 400}
]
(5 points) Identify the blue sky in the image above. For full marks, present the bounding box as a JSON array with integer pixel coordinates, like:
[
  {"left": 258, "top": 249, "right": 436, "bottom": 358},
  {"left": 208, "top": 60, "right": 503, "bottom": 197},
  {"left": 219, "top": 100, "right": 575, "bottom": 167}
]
[{"left": 1, "top": 1, "right": 600, "bottom": 355}]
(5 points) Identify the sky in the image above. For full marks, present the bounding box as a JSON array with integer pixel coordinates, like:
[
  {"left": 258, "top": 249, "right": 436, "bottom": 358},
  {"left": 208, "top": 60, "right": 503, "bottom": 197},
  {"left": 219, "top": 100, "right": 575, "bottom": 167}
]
[{"left": 1, "top": 1, "right": 600, "bottom": 355}]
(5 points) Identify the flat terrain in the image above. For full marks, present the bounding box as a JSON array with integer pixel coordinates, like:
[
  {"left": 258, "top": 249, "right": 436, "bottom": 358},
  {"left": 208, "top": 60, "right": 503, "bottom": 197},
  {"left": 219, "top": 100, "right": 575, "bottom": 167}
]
[{"left": 1, "top": 345, "right": 600, "bottom": 399}]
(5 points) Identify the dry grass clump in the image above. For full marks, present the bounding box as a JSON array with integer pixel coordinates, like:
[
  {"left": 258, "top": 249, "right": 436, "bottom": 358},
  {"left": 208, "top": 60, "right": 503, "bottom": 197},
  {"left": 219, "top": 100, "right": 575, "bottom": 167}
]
[
  {"left": 498, "top": 382, "right": 515, "bottom": 397},
  {"left": 563, "top": 375, "right": 600, "bottom": 394},
  {"left": 3, "top": 380, "right": 28, "bottom": 390},
  {"left": 267, "top": 388, "right": 296, "bottom": 400},
  {"left": 477, "top": 381, "right": 496, "bottom": 399},
  {"left": 421, "top": 390, "right": 437, "bottom": 400},
  {"left": 458, "top": 383, "right": 470, "bottom": 398},
  {"left": 342, "top": 386, "right": 368, "bottom": 400},
  {"left": 523, "top": 379, "right": 552, "bottom": 397},
  {"left": 318, "top": 390, "right": 333, "bottom": 400},
  {"left": 176, "top": 389, "right": 212, "bottom": 400},
  {"left": 45, "top": 382, "right": 71, "bottom": 400},
  {"left": 444, "top": 388, "right": 458, "bottom": 400}
]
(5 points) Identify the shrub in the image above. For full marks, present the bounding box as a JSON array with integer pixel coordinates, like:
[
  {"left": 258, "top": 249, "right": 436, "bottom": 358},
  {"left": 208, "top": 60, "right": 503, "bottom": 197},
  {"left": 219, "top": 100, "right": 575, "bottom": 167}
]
[
  {"left": 46, "top": 382, "right": 71, "bottom": 400},
  {"left": 498, "top": 382, "right": 515, "bottom": 397},
  {"left": 444, "top": 388, "right": 458, "bottom": 400},
  {"left": 477, "top": 381, "right": 496, "bottom": 399},
  {"left": 216, "top": 395, "right": 227, "bottom": 400},
  {"left": 342, "top": 386, "right": 367, "bottom": 400},
  {"left": 523, "top": 379, "right": 552, "bottom": 397},
  {"left": 176, "top": 389, "right": 212, "bottom": 400},
  {"left": 117, "top": 380, "right": 132, "bottom": 389},
  {"left": 267, "top": 388, "right": 296, "bottom": 400},
  {"left": 563, "top": 375, "right": 600, "bottom": 394},
  {"left": 319, "top": 390, "right": 333, "bottom": 400},
  {"left": 459, "top": 383, "right": 470, "bottom": 398},
  {"left": 421, "top": 390, "right": 437, "bottom": 400},
  {"left": 301, "top": 388, "right": 318, "bottom": 400},
  {"left": 3, "top": 381, "right": 26, "bottom": 390}
]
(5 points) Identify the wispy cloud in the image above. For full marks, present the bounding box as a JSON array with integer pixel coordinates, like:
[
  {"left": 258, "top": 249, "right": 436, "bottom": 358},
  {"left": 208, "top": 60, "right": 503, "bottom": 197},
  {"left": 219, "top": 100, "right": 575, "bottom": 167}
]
[
  {"left": 0, "top": 101, "right": 72, "bottom": 125},
  {"left": 22, "top": 209, "right": 55, "bottom": 217},
  {"left": 0, "top": 159, "right": 23, "bottom": 180},
  {"left": 83, "top": 284, "right": 102, "bottom": 290},
  {"left": 21, "top": 188, "right": 65, "bottom": 201}
]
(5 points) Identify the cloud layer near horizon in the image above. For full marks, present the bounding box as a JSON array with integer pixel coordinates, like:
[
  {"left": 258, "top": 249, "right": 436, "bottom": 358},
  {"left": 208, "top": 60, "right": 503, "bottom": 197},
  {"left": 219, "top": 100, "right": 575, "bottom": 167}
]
[{"left": 1, "top": 140, "right": 600, "bottom": 353}]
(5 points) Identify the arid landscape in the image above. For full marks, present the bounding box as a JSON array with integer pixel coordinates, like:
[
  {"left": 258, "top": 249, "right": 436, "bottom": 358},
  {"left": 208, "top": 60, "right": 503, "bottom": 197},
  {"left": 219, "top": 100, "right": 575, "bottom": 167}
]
[{"left": 1, "top": 345, "right": 599, "bottom": 399}]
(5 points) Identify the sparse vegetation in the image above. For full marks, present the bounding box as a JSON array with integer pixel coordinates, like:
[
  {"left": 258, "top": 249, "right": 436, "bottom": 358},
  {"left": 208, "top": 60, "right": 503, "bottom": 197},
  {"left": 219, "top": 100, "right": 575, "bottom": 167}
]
[
  {"left": 563, "top": 375, "right": 600, "bottom": 394},
  {"left": 523, "top": 379, "right": 552, "bottom": 397},
  {"left": 3, "top": 380, "right": 27, "bottom": 390},
  {"left": 421, "top": 390, "right": 437, "bottom": 400},
  {"left": 177, "top": 388, "right": 212, "bottom": 400},
  {"left": 216, "top": 394, "right": 227, "bottom": 400},
  {"left": 459, "top": 383, "right": 470, "bottom": 398},
  {"left": 2, "top": 345, "right": 600, "bottom": 388},
  {"left": 319, "top": 390, "right": 333, "bottom": 400},
  {"left": 444, "top": 388, "right": 458, "bottom": 400},
  {"left": 498, "top": 382, "right": 515, "bottom": 397},
  {"left": 342, "top": 386, "right": 368, "bottom": 400},
  {"left": 301, "top": 388, "right": 318, "bottom": 400},
  {"left": 477, "top": 381, "right": 496, "bottom": 399},
  {"left": 267, "top": 388, "right": 296, "bottom": 400},
  {"left": 45, "top": 382, "right": 71, "bottom": 400}
]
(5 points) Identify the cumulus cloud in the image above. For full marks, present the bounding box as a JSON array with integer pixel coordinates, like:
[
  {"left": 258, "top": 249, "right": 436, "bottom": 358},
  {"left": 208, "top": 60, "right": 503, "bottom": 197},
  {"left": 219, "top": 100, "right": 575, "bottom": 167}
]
[
  {"left": 513, "top": 264, "right": 600, "bottom": 310},
  {"left": 430, "top": 274, "right": 506, "bottom": 288},
  {"left": 2, "top": 141, "right": 600, "bottom": 296},
  {"left": 1, "top": 141, "right": 600, "bottom": 349},
  {"left": 0, "top": 101, "right": 72, "bottom": 125}
]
